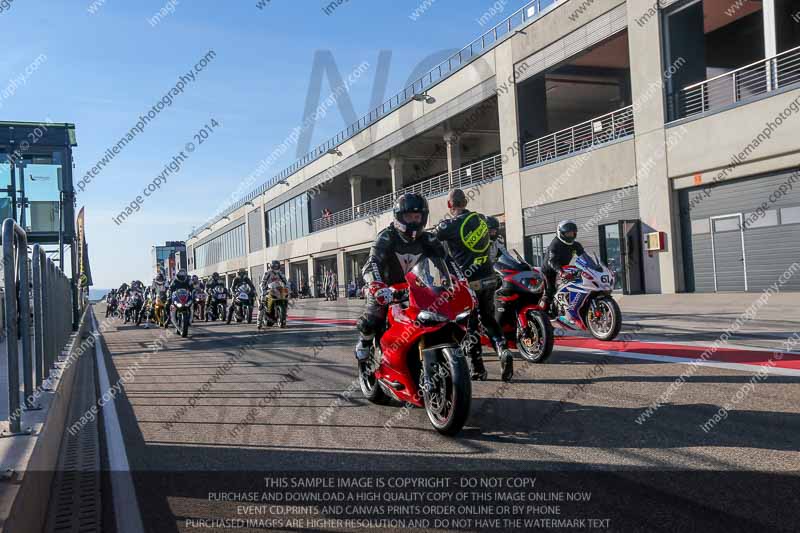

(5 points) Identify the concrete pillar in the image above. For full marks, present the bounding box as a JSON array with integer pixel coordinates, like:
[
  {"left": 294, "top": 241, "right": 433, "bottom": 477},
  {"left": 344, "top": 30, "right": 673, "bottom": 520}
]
[
  {"left": 627, "top": 2, "right": 678, "bottom": 294},
  {"left": 494, "top": 41, "right": 525, "bottom": 256},
  {"left": 389, "top": 156, "right": 404, "bottom": 193},
  {"left": 336, "top": 249, "right": 346, "bottom": 298},
  {"left": 444, "top": 132, "right": 462, "bottom": 185},
  {"left": 307, "top": 256, "right": 316, "bottom": 297},
  {"left": 349, "top": 175, "right": 363, "bottom": 207},
  {"left": 764, "top": 0, "right": 777, "bottom": 58}
]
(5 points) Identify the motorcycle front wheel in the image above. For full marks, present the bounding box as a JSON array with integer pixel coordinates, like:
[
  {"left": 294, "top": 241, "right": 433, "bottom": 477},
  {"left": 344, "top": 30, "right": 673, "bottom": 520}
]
[
  {"left": 423, "top": 346, "right": 471, "bottom": 436},
  {"left": 517, "top": 309, "right": 554, "bottom": 363},
  {"left": 585, "top": 295, "right": 622, "bottom": 341}
]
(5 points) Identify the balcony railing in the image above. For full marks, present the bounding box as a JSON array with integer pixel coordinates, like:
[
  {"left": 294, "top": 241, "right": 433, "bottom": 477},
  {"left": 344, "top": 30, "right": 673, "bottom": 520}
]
[
  {"left": 312, "top": 154, "right": 503, "bottom": 232},
  {"left": 189, "top": 0, "right": 565, "bottom": 240},
  {"left": 522, "top": 105, "right": 634, "bottom": 167},
  {"left": 670, "top": 44, "right": 800, "bottom": 120}
]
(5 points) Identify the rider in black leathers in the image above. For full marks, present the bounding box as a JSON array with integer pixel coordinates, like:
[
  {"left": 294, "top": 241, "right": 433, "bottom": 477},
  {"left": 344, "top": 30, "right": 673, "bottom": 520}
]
[
  {"left": 168, "top": 269, "right": 193, "bottom": 296},
  {"left": 206, "top": 272, "right": 227, "bottom": 294},
  {"left": 227, "top": 269, "right": 256, "bottom": 323},
  {"left": 205, "top": 272, "right": 229, "bottom": 320},
  {"left": 541, "top": 220, "right": 585, "bottom": 316},
  {"left": 354, "top": 193, "right": 453, "bottom": 361},
  {"left": 435, "top": 189, "right": 513, "bottom": 382}
]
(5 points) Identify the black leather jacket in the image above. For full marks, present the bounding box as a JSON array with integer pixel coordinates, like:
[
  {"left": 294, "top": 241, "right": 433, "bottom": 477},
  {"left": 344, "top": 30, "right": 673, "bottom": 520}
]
[
  {"left": 546, "top": 237, "right": 585, "bottom": 272},
  {"left": 168, "top": 278, "right": 193, "bottom": 296},
  {"left": 362, "top": 223, "right": 450, "bottom": 286},
  {"left": 206, "top": 280, "right": 228, "bottom": 295},
  {"left": 434, "top": 210, "right": 493, "bottom": 281},
  {"left": 231, "top": 277, "right": 256, "bottom": 295}
]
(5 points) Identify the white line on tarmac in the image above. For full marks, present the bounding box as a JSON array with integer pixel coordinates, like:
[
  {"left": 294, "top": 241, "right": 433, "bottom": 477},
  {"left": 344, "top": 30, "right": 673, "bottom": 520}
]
[
  {"left": 557, "top": 346, "right": 800, "bottom": 376},
  {"left": 91, "top": 312, "right": 145, "bottom": 533}
]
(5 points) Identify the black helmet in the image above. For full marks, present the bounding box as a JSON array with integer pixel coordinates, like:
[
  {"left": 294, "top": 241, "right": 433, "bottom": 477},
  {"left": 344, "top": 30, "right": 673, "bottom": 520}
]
[
  {"left": 557, "top": 220, "right": 578, "bottom": 245},
  {"left": 176, "top": 269, "right": 188, "bottom": 282},
  {"left": 270, "top": 260, "right": 281, "bottom": 271},
  {"left": 237, "top": 268, "right": 247, "bottom": 278},
  {"left": 393, "top": 193, "right": 429, "bottom": 239},
  {"left": 212, "top": 272, "right": 220, "bottom": 281}
]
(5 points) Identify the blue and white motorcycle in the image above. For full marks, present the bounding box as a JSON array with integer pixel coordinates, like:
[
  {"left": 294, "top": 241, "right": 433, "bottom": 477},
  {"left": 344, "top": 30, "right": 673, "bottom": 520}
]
[{"left": 551, "top": 253, "right": 622, "bottom": 341}]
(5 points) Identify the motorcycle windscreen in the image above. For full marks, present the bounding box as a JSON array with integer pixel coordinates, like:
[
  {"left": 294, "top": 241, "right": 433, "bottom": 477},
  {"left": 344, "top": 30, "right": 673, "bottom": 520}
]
[
  {"left": 576, "top": 253, "right": 602, "bottom": 271},
  {"left": 406, "top": 257, "right": 461, "bottom": 313},
  {"left": 494, "top": 248, "right": 528, "bottom": 273},
  {"left": 174, "top": 289, "right": 191, "bottom": 305}
]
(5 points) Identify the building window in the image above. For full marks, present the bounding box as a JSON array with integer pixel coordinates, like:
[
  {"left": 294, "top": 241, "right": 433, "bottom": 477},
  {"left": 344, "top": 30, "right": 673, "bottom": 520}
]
[
  {"left": 691, "top": 218, "right": 710, "bottom": 235},
  {"left": 265, "top": 193, "right": 311, "bottom": 247},
  {"left": 781, "top": 206, "right": 800, "bottom": 225},
  {"left": 528, "top": 233, "right": 556, "bottom": 267},
  {"left": 744, "top": 210, "right": 779, "bottom": 229},
  {"left": 194, "top": 224, "right": 246, "bottom": 269}
]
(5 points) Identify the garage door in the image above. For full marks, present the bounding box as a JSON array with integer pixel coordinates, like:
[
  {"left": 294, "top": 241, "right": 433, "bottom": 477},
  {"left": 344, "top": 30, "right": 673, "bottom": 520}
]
[{"left": 679, "top": 169, "right": 800, "bottom": 293}]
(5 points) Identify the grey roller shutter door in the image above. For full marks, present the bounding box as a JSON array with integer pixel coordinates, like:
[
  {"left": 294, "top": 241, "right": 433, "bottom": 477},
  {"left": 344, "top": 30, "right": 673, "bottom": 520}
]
[
  {"left": 681, "top": 169, "right": 800, "bottom": 293},
  {"left": 516, "top": 3, "right": 628, "bottom": 84},
  {"left": 523, "top": 186, "right": 640, "bottom": 255}
]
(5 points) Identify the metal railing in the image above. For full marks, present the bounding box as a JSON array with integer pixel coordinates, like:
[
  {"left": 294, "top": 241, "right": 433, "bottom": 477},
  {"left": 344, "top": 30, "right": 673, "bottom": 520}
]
[
  {"left": 522, "top": 105, "right": 635, "bottom": 167},
  {"left": 312, "top": 153, "right": 503, "bottom": 232},
  {"left": 189, "top": 0, "right": 565, "bottom": 240},
  {"left": 0, "top": 220, "right": 74, "bottom": 434},
  {"left": 670, "top": 45, "right": 800, "bottom": 120}
]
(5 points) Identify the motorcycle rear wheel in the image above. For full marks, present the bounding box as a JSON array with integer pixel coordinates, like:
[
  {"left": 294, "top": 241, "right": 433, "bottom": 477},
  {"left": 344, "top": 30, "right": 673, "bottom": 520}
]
[
  {"left": 358, "top": 352, "right": 389, "bottom": 405},
  {"left": 423, "top": 347, "right": 471, "bottom": 436},
  {"left": 517, "top": 310, "right": 554, "bottom": 363}
]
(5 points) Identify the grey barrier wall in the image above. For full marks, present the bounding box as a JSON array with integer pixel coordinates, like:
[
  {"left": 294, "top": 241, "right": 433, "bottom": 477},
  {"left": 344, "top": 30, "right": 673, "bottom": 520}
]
[{"left": 0, "top": 219, "right": 75, "bottom": 434}]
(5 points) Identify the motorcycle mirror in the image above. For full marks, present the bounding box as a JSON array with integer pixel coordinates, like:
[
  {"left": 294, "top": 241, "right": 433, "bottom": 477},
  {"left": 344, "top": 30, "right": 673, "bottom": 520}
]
[{"left": 512, "top": 249, "right": 530, "bottom": 267}]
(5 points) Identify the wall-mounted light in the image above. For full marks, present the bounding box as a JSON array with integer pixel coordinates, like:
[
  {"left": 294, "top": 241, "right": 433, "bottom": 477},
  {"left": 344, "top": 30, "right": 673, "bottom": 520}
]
[
  {"left": 221, "top": 216, "right": 230, "bottom": 222},
  {"left": 412, "top": 93, "right": 436, "bottom": 104},
  {"left": 327, "top": 148, "right": 343, "bottom": 156},
  {"left": 278, "top": 179, "right": 290, "bottom": 187}
]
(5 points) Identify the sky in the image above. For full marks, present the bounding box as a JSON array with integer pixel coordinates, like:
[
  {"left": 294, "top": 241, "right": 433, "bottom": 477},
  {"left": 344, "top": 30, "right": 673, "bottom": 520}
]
[{"left": 1, "top": 0, "right": 524, "bottom": 288}]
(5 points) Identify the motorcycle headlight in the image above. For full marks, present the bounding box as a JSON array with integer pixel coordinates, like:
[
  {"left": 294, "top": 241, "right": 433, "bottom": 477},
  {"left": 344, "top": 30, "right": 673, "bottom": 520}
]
[
  {"left": 417, "top": 310, "right": 448, "bottom": 325},
  {"left": 455, "top": 310, "right": 472, "bottom": 324}
]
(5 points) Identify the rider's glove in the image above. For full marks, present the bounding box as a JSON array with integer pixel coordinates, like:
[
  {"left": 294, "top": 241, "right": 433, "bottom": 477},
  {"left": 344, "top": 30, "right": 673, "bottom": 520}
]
[{"left": 368, "top": 282, "right": 392, "bottom": 306}]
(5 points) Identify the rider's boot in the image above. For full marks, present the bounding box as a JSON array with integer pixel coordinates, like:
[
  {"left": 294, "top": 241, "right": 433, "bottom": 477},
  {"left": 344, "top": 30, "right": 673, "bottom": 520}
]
[
  {"left": 541, "top": 295, "right": 557, "bottom": 319},
  {"left": 493, "top": 337, "right": 514, "bottom": 382},
  {"left": 354, "top": 336, "right": 373, "bottom": 362},
  {"left": 464, "top": 332, "right": 488, "bottom": 381},
  {"left": 471, "top": 356, "right": 488, "bottom": 381}
]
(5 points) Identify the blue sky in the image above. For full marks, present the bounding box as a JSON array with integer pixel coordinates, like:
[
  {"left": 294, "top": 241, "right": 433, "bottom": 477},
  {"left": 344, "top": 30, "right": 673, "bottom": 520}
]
[{"left": 2, "top": 0, "right": 523, "bottom": 287}]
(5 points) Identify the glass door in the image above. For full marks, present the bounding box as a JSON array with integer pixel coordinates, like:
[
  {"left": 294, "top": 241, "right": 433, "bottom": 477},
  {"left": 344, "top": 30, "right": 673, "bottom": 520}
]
[{"left": 599, "top": 223, "right": 624, "bottom": 291}]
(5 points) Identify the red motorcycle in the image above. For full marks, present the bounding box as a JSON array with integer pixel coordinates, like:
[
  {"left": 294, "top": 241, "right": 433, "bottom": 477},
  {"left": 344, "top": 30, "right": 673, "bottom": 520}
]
[
  {"left": 358, "top": 256, "right": 475, "bottom": 436},
  {"left": 491, "top": 249, "right": 554, "bottom": 363}
]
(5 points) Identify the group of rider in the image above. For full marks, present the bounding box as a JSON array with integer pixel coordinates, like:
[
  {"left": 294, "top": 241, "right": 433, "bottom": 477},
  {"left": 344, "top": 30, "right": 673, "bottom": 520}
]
[
  {"left": 108, "top": 261, "right": 289, "bottom": 326},
  {"left": 354, "top": 189, "right": 584, "bottom": 384},
  {"left": 107, "top": 189, "right": 584, "bottom": 382}
]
